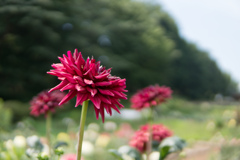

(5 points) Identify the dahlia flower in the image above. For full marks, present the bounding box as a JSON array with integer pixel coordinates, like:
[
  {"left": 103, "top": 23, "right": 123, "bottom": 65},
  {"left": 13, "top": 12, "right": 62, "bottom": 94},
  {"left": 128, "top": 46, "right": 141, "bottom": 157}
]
[
  {"left": 30, "top": 90, "right": 66, "bottom": 116},
  {"left": 130, "top": 85, "right": 172, "bottom": 110},
  {"left": 129, "top": 124, "right": 172, "bottom": 153},
  {"left": 47, "top": 49, "right": 127, "bottom": 122},
  {"left": 60, "top": 154, "right": 84, "bottom": 160}
]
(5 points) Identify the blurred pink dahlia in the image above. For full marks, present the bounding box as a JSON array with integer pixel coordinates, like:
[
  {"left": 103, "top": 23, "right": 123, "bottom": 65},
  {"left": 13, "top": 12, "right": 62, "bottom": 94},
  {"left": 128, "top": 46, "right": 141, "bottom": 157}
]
[
  {"left": 47, "top": 49, "right": 127, "bottom": 122},
  {"left": 129, "top": 124, "right": 172, "bottom": 153},
  {"left": 60, "top": 154, "right": 83, "bottom": 160},
  {"left": 130, "top": 85, "right": 172, "bottom": 110},
  {"left": 30, "top": 90, "right": 66, "bottom": 116}
]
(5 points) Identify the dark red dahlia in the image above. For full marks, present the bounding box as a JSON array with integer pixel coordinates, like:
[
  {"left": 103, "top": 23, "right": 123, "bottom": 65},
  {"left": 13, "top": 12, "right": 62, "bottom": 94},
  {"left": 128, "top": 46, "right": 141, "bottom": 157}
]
[
  {"left": 30, "top": 90, "right": 66, "bottom": 116},
  {"left": 130, "top": 85, "right": 172, "bottom": 110},
  {"left": 129, "top": 124, "right": 172, "bottom": 153},
  {"left": 47, "top": 49, "right": 127, "bottom": 122}
]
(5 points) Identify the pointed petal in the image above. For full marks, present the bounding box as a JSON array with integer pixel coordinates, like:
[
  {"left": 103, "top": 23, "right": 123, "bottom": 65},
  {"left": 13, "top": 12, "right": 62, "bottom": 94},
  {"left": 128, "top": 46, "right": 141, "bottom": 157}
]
[
  {"left": 98, "top": 88, "right": 114, "bottom": 96},
  {"left": 73, "top": 76, "right": 86, "bottom": 86},
  {"left": 75, "top": 84, "right": 86, "bottom": 92},
  {"left": 100, "top": 108, "right": 105, "bottom": 123},
  {"left": 58, "top": 57, "right": 75, "bottom": 74},
  {"left": 98, "top": 94, "right": 112, "bottom": 104},
  {"left": 95, "top": 81, "right": 112, "bottom": 86},
  {"left": 59, "top": 90, "right": 77, "bottom": 105},
  {"left": 60, "top": 83, "right": 75, "bottom": 91},
  {"left": 84, "top": 79, "right": 94, "bottom": 85},
  {"left": 89, "top": 96, "right": 101, "bottom": 109},
  {"left": 87, "top": 88, "right": 97, "bottom": 97},
  {"left": 75, "top": 93, "right": 87, "bottom": 107},
  {"left": 112, "top": 99, "right": 124, "bottom": 108},
  {"left": 73, "top": 49, "right": 78, "bottom": 60},
  {"left": 71, "top": 64, "right": 83, "bottom": 77},
  {"left": 67, "top": 50, "right": 75, "bottom": 63},
  {"left": 48, "top": 79, "right": 68, "bottom": 92},
  {"left": 103, "top": 103, "right": 110, "bottom": 114},
  {"left": 111, "top": 105, "right": 121, "bottom": 114},
  {"left": 94, "top": 107, "right": 99, "bottom": 120},
  {"left": 47, "top": 71, "right": 59, "bottom": 76},
  {"left": 94, "top": 73, "right": 110, "bottom": 79}
]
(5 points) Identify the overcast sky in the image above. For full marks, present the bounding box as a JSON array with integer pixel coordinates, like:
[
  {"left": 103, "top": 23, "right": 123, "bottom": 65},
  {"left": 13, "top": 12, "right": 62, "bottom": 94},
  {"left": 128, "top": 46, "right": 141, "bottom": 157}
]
[{"left": 156, "top": 0, "right": 240, "bottom": 88}]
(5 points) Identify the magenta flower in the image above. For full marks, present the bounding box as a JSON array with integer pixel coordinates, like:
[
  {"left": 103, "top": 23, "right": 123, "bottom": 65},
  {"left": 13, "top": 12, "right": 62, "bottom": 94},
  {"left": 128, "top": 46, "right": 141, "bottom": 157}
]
[
  {"left": 47, "top": 49, "right": 127, "bottom": 122},
  {"left": 60, "top": 154, "right": 83, "bottom": 160},
  {"left": 129, "top": 124, "right": 172, "bottom": 153},
  {"left": 30, "top": 90, "right": 66, "bottom": 116},
  {"left": 130, "top": 85, "right": 172, "bottom": 110}
]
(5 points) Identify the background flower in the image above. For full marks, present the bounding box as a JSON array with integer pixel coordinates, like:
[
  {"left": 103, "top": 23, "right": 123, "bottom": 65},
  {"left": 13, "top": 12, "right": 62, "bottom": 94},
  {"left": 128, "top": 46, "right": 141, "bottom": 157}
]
[
  {"left": 47, "top": 49, "right": 127, "bottom": 122},
  {"left": 129, "top": 124, "right": 172, "bottom": 153},
  {"left": 60, "top": 153, "right": 84, "bottom": 160},
  {"left": 130, "top": 85, "right": 172, "bottom": 110},
  {"left": 30, "top": 90, "right": 66, "bottom": 116}
]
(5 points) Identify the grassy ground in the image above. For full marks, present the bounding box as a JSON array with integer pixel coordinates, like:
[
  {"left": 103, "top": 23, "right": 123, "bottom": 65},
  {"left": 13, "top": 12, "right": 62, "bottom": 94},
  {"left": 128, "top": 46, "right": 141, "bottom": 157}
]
[{"left": 1, "top": 98, "right": 240, "bottom": 160}]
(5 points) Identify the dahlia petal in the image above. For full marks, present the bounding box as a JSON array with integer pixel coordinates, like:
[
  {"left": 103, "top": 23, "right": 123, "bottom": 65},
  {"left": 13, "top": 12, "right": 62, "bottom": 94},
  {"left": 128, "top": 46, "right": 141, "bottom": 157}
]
[
  {"left": 84, "top": 79, "right": 94, "bottom": 85},
  {"left": 98, "top": 88, "right": 114, "bottom": 96},
  {"left": 98, "top": 94, "right": 112, "bottom": 104},
  {"left": 83, "top": 66, "right": 93, "bottom": 76},
  {"left": 73, "top": 49, "right": 78, "bottom": 60},
  {"left": 87, "top": 88, "right": 97, "bottom": 97},
  {"left": 67, "top": 50, "right": 75, "bottom": 63},
  {"left": 75, "top": 84, "right": 86, "bottom": 92},
  {"left": 47, "top": 71, "right": 59, "bottom": 76},
  {"left": 60, "top": 83, "right": 75, "bottom": 91},
  {"left": 76, "top": 53, "right": 85, "bottom": 69},
  {"left": 94, "top": 73, "right": 110, "bottom": 79},
  {"left": 75, "top": 93, "right": 88, "bottom": 107},
  {"left": 112, "top": 99, "right": 124, "bottom": 108},
  {"left": 48, "top": 79, "right": 68, "bottom": 92},
  {"left": 99, "top": 108, "right": 105, "bottom": 123},
  {"left": 95, "top": 81, "right": 112, "bottom": 86},
  {"left": 51, "top": 63, "right": 64, "bottom": 69},
  {"left": 89, "top": 96, "right": 101, "bottom": 109},
  {"left": 63, "top": 54, "right": 71, "bottom": 64},
  {"left": 84, "top": 57, "right": 90, "bottom": 71},
  {"left": 111, "top": 90, "right": 125, "bottom": 98},
  {"left": 110, "top": 87, "right": 127, "bottom": 92},
  {"left": 111, "top": 105, "right": 121, "bottom": 113},
  {"left": 108, "top": 106, "right": 112, "bottom": 115},
  {"left": 65, "top": 76, "right": 77, "bottom": 84},
  {"left": 73, "top": 76, "right": 86, "bottom": 86},
  {"left": 103, "top": 103, "right": 110, "bottom": 114},
  {"left": 58, "top": 57, "right": 75, "bottom": 74},
  {"left": 94, "top": 107, "right": 100, "bottom": 120},
  {"left": 71, "top": 64, "right": 83, "bottom": 77},
  {"left": 59, "top": 90, "right": 77, "bottom": 105}
]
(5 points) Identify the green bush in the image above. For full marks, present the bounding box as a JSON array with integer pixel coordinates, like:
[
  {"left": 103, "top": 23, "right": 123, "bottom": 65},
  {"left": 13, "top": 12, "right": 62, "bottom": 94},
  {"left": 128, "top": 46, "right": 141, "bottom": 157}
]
[{"left": 0, "top": 98, "right": 12, "bottom": 132}]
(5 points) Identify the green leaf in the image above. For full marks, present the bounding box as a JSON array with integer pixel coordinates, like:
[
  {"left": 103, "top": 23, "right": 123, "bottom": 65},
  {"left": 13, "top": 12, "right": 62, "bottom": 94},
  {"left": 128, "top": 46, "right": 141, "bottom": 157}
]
[
  {"left": 108, "top": 149, "right": 123, "bottom": 160},
  {"left": 158, "top": 136, "right": 186, "bottom": 160},
  {"left": 159, "top": 146, "right": 170, "bottom": 160}
]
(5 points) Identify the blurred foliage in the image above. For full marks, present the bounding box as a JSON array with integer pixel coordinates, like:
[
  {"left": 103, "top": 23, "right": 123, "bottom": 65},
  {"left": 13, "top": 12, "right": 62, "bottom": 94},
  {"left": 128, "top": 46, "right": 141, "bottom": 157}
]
[
  {"left": 0, "top": 0, "right": 237, "bottom": 101},
  {"left": 3, "top": 100, "right": 29, "bottom": 122},
  {"left": 0, "top": 98, "right": 12, "bottom": 132}
]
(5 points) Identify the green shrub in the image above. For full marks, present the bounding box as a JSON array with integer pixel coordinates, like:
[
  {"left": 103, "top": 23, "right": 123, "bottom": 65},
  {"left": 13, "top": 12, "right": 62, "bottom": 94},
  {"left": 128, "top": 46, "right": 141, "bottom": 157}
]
[{"left": 0, "top": 98, "right": 12, "bottom": 132}]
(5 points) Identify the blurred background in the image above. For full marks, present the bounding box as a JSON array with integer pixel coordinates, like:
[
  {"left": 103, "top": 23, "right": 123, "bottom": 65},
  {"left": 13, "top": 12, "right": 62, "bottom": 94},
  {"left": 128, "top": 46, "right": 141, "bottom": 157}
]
[
  {"left": 0, "top": 0, "right": 238, "bottom": 102},
  {"left": 1, "top": 0, "right": 240, "bottom": 159}
]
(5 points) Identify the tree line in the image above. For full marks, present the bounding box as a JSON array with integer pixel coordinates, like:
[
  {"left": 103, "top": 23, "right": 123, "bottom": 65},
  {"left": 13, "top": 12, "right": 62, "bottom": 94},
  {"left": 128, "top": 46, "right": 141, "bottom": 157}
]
[{"left": 0, "top": 0, "right": 237, "bottom": 101}]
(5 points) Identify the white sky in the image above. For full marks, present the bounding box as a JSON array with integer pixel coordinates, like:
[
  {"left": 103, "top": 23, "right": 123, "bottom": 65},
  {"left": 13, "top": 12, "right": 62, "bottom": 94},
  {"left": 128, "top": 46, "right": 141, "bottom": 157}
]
[{"left": 156, "top": 0, "right": 240, "bottom": 88}]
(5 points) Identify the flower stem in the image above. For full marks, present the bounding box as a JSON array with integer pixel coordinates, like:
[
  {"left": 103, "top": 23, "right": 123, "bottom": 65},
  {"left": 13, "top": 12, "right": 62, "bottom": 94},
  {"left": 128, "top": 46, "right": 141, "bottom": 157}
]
[
  {"left": 76, "top": 100, "right": 89, "bottom": 160},
  {"left": 146, "top": 107, "right": 154, "bottom": 160},
  {"left": 46, "top": 111, "right": 51, "bottom": 158}
]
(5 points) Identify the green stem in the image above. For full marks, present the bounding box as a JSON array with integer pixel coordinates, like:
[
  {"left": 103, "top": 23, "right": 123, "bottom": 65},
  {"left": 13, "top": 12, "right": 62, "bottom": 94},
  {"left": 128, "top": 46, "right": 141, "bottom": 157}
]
[
  {"left": 76, "top": 100, "right": 89, "bottom": 160},
  {"left": 146, "top": 107, "right": 154, "bottom": 160},
  {"left": 46, "top": 112, "right": 51, "bottom": 158}
]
